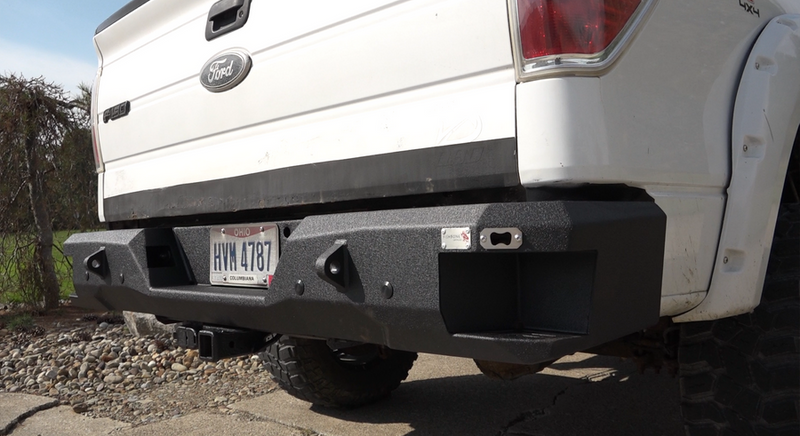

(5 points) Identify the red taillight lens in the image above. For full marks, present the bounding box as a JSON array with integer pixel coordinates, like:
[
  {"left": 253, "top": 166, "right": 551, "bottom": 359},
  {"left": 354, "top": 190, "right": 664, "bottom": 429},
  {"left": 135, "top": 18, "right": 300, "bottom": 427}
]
[{"left": 517, "top": 0, "right": 641, "bottom": 59}]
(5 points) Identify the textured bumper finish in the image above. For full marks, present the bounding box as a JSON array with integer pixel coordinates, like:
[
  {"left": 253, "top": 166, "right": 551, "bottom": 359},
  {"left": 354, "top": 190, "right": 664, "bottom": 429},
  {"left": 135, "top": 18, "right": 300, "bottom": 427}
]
[{"left": 65, "top": 201, "right": 665, "bottom": 364}]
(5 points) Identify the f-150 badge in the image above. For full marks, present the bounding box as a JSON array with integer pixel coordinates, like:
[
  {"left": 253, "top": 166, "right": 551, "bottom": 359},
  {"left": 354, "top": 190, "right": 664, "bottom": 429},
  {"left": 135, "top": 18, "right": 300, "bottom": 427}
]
[{"left": 200, "top": 50, "right": 252, "bottom": 92}]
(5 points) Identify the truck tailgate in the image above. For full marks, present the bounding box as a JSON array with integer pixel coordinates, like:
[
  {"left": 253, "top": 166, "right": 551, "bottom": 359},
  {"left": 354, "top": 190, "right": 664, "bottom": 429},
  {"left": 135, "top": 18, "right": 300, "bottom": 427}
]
[{"left": 94, "top": 0, "right": 517, "bottom": 220}]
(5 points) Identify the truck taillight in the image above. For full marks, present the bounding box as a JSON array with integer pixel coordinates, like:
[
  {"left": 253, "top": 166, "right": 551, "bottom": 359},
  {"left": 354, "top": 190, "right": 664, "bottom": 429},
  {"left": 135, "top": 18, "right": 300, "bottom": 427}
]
[
  {"left": 91, "top": 72, "right": 105, "bottom": 173},
  {"left": 510, "top": 0, "right": 652, "bottom": 80}
]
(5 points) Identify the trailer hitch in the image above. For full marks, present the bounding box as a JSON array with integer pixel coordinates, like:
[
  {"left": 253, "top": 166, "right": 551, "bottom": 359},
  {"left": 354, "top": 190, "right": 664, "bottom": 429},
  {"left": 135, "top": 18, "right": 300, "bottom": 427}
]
[{"left": 175, "top": 324, "right": 272, "bottom": 362}]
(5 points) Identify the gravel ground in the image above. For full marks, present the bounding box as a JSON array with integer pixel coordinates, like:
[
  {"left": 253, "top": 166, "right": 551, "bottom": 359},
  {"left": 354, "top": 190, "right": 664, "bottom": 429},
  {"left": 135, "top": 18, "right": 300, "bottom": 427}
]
[{"left": 0, "top": 308, "right": 278, "bottom": 426}]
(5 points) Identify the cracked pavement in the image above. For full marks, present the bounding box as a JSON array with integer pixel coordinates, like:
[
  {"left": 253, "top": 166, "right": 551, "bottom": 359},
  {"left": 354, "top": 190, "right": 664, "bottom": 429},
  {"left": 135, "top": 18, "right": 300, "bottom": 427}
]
[{"left": 0, "top": 353, "right": 683, "bottom": 436}]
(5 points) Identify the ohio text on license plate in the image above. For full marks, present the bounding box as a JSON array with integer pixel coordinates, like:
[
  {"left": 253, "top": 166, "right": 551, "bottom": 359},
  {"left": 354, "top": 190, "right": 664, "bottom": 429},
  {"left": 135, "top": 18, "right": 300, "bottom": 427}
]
[{"left": 209, "top": 224, "right": 279, "bottom": 287}]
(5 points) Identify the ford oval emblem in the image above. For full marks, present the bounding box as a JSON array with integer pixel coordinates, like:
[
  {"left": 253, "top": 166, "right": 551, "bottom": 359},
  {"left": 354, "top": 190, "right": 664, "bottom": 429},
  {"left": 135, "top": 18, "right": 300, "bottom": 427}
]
[{"left": 199, "top": 50, "right": 252, "bottom": 93}]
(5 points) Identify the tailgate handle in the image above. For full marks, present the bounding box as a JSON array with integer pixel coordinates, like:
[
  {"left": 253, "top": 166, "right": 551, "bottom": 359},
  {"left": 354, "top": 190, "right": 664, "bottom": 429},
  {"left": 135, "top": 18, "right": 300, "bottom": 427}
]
[{"left": 205, "top": 0, "right": 251, "bottom": 41}]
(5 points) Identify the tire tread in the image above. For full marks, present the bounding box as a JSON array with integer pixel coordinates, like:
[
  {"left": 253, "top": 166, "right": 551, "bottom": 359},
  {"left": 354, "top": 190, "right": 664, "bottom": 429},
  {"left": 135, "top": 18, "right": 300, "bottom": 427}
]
[
  {"left": 260, "top": 336, "right": 417, "bottom": 408},
  {"left": 679, "top": 204, "right": 800, "bottom": 435}
]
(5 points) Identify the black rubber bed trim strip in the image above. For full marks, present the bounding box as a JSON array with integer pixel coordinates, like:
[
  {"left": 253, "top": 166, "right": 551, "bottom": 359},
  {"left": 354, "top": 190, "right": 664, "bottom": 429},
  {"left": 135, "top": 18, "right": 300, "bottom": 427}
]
[
  {"left": 96, "top": 0, "right": 150, "bottom": 35},
  {"left": 103, "top": 138, "right": 520, "bottom": 222}
]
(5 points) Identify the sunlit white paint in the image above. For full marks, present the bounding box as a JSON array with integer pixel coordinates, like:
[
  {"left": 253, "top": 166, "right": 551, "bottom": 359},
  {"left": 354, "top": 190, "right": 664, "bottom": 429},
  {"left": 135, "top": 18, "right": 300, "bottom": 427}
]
[
  {"left": 93, "top": 0, "right": 514, "bottom": 168},
  {"left": 101, "top": 72, "right": 515, "bottom": 197},
  {"left": 96, "top": 172, "right": 105, "bottom": 223},
  {"left": 660, "top": 292, "right": 707, "bottom": 317},
  {"left": 648, "top": 190, "right": 726, "bottom": 312}
]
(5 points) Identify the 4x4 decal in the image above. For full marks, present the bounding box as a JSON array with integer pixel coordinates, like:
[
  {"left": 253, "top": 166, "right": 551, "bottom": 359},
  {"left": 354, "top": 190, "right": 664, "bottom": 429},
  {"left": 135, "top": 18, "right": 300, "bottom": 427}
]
[{"left": 739, "top": 0, "right": 760, "bottom": 17}]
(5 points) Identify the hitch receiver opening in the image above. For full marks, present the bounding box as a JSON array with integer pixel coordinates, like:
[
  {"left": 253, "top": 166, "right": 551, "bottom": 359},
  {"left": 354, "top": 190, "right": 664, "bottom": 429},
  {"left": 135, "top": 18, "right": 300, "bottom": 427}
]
[{"left": 175, "top": 325, "right": 267, "bottom": 361}]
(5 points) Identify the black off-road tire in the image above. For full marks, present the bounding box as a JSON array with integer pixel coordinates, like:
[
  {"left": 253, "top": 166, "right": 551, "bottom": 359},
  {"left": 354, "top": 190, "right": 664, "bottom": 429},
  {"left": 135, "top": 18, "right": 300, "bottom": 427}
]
[
  {"left": 260, "top": 336, "right": 418, "bottom": 408},
  {"left": 679, "top": 204, "right": 799, "bottom": 435}
]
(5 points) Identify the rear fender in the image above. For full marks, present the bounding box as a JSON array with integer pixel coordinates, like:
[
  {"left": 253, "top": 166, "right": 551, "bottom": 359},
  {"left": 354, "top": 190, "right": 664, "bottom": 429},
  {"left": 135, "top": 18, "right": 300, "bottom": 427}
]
[{"left": 675, "top": 14, "right": 800, "bottom": 322}]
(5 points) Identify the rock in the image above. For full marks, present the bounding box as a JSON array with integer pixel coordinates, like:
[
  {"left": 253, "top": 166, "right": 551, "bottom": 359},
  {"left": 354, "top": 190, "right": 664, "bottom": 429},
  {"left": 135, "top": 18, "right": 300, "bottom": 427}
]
[
  {"left": 123, "top": 312, "right": 176, "bottom": 337},
  {"left": 103, "top": 375, "right": 123, "bottom": 384},
  {"left": 0, "top": 312, "right": 272, "bottom": 427},
  {"left": 78, "top": 362, "right": 89, "bottom": 378}
]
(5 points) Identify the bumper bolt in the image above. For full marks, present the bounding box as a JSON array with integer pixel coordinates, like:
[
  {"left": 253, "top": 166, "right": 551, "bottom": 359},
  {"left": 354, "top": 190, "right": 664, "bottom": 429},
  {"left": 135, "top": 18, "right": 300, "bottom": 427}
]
[
  {"left": 119, "top": 273, "right": 125, "bottom": 284},
  {"left": 381, "top": 281, "right": 394, "bottom": 299},
  {"left": 295, "top": 280, "right": 305, "bottom": 296}
]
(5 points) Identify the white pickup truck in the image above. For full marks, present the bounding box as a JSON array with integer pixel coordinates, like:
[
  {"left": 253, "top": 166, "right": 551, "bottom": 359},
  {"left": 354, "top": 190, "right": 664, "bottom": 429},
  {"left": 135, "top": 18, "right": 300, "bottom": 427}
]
[{"left": 66, "top": 0, "right": 799, "bottom": 433}]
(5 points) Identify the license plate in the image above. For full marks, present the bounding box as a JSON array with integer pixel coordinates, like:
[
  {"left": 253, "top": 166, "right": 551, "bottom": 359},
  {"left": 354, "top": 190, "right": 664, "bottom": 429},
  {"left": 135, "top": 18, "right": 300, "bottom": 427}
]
[{"left": 209, "top": 223, "right": 279, "bottom": 287}]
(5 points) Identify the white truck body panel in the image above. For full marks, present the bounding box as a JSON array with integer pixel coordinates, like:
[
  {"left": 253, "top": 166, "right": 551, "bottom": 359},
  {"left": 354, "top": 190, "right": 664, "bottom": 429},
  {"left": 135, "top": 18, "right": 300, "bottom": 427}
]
[
  {"left": 676, "top": 14, "right": 800, "bottom": 321},
  {"left": 515, "top": 0, "right": 778, "bottom": 190},
  {"left": 103, "top": 71, "right": 516, "bottom": 197},
  {"left": 95, "top": 0, "right": 515, "bottom": 197}
]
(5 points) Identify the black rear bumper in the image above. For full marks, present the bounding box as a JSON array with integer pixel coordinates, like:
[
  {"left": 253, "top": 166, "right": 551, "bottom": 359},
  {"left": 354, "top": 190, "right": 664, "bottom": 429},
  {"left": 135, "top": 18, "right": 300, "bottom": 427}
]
[{"left": 65, "top": 201, "right": 665, "bottom": 365}]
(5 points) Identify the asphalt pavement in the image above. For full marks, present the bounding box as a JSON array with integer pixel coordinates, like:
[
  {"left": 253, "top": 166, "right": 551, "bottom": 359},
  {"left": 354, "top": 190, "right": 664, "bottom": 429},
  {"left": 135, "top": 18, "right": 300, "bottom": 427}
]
[{"left": 0, "top": 353, "right": 684, "bottom": 436}]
